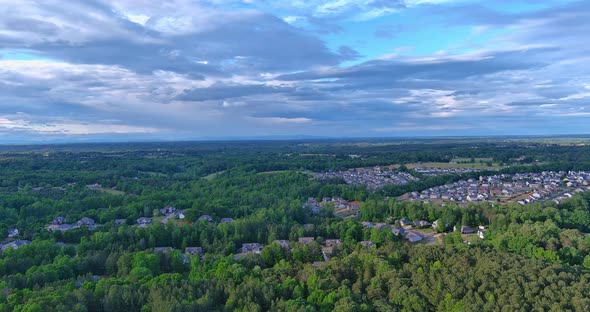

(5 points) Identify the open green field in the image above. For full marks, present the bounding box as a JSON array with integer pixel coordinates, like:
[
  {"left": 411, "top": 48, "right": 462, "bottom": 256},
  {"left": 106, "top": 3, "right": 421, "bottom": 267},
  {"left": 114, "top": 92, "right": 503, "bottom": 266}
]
[
  {"left": 203, "top": 170, "right": 225, "bottom": 181},
  {"left": 451, "top": 157, "right": 494, "bottom": 163},
  {"left": 394, "top": 162, "right": 504, "bottom": 170},
  {"left": 257, "top": 170, "right": 290, "bottom": 175},
  {"left": 93, "top": 187, "right": 125, "bottom": 195},
  {"left": 142, "top": 171, "right": 167, "bottom": 177}
]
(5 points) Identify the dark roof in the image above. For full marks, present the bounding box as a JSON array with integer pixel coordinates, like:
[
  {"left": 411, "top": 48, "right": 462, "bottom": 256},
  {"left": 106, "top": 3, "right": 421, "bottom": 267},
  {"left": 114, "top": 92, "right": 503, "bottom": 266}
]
[{"left": 184, "top": 247, "right": 203, "bottom": 254}]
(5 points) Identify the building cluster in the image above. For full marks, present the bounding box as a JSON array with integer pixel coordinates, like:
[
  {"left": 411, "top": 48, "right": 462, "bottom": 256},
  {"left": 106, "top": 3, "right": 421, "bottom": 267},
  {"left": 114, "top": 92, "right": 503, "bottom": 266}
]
[
  {"left": 233, "top": 237, "right": 368, "bottom": 265},
  {"left": 314, "top": 166, "right": 419, "bottom": 189},
  {"left": 152, "top": 246, "right": 204, "bottom": 264},
  {"left": 45, "top": 216, "right": 98, "bottom": 232},
  {"left": 361, "top": 218, "right": 435, "bottom": 243},
  {"left": 304, "top": 197, "right": 361, "bottom": 218},
  {"left": 401, "top": 171, "right": 590, "bottom": 205},
  {"left": 413, "top": 167, "right": 481, "bottom": 177},
  {"left": 0, "top": 240, "right": 31, "bottom": 252}
]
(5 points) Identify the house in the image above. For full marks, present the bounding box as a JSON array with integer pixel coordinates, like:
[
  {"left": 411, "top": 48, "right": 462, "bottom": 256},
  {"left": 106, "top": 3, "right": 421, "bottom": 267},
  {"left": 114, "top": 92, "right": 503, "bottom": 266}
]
[
  {"left": 432, "top": 220, "right": 449, "bottom": 231},
  {"left": 298, "top": 237, "right": 315, "bottom": 245},
  {"left": 309, "top": 204, "right": 321, "bottom": 214},
  {"left": 360, "top": 241, "right": 376, "bottom": 247},
  {"left": 177, "top": 211, "right": 185, "bottom": 219},
  {"left": 184, "top": 247, "right": 203, "bottom": 255},
  {"left": 273, "top": 240, "right": 290, "bottom": 249},
  {"left": 405, "top": 232, "right": 423, "bottom": 243},
  {"left": 374, "top": 223, "right": 391, "bottom": 230},
  {"left": 391, "top": 227, "right": 406, "bottom": 237},
  {"left": 346, "top": 201, "right": 362, "bottom": 210},
  {"left": 86, "top": 183, "right": 101, "bottom": 189},
  {"left": 399, "top": 218, "right": 412, "bottom": 227},
  {"left": 1, "top": 240, "right": 31, "bottom": 251},
  {"left": 413, "top": 220, "right": 431, "bottom": 228},
  {"left": 220, "top": 218, "right": 234, "bottom": 224},
  {"left": 160, "top": 206, "right": 176, "bottom": 215},
  {"left": 198, "top": 215, "right": 213, "bottom": 222},
  {"left": 7, "top": 229, "right": 18, "bottom": 238},
  {"left": 324, "top": 239, "right": 342, "bottom": 247},
  {"left": 114, "top": 219, "right": 126, "bottom": 225},
  {"left": 241, "top": 243, "right": 264, "bottom": 254},
  {"left": 76, "top": 217, "right": 95, "bottom": 227},
  {"left": 154, "top": 247, "right": 173, "bottom": 253},
  {"left": 52, "top": 216, "right": 66, "bottom": 225},
  {"left": 136, "top": 217, "right": 152, "bottom": 225},
  {"left": 455, "top": 225, "right": 475, "bottom": 234},
  {"left": 478, "top": 229, "right": 487, "bottom": 239}
]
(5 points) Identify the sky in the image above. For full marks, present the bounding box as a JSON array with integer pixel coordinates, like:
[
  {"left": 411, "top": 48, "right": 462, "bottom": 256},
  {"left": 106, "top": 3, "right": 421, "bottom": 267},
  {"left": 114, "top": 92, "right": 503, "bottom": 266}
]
[{"left": 1, "top": 0, "right": 590, "bottom": 142}]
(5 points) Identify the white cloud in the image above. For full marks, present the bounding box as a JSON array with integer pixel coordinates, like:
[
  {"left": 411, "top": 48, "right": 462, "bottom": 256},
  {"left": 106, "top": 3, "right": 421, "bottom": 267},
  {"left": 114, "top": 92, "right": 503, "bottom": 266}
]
[
  {"left": 0, "top": 115, "right": 160, "bottom": 135},
  {"left": 252, "top": 117, "right": 313, "bottom": 124}
]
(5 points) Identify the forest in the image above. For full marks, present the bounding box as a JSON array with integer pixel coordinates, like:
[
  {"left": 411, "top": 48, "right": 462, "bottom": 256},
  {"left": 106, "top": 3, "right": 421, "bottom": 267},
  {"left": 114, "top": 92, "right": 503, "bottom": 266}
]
[{"left": 1, "top": 137, "right": 590, "bottom": 311}]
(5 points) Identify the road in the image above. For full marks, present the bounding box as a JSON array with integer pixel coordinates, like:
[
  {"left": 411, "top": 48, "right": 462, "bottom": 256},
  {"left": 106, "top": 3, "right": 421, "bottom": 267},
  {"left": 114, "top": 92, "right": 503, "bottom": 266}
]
[{"left": 161, "top": 212, "right": 177, "bottom": 224}]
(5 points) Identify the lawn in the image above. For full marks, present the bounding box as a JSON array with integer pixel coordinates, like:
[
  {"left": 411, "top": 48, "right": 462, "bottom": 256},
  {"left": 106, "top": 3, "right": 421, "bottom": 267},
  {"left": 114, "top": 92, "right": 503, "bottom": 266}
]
[
  {"left": 203, "top": 170, "right": 225, "bottom": 181},
  {"left": 393, "top": 162, "right": 504, "bottom": 170},
  {"left": 93, "top": 187, "right": 126, "bottom": 195},
  {"left": 452, "top": 157, "right": 494, "bottom": 163}
]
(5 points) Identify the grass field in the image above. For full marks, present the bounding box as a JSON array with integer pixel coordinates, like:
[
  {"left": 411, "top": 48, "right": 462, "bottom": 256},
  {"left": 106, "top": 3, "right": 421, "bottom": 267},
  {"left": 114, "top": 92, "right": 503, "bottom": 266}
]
[
  {"left": 257, "top": 170, "right": 289, "bottom": 175},
  {"left": 393, "top": 162, "right": 504, "bottom": 170},
  {"left": 258, "top": 170, "right": 315, "bottom": 176},
  {"left": 142, "top": 171, "right": 167, "bottom": 177},
  {"left": 451, "top": 157, "right": 494, "bottom": 163},
  {"left": 203, "top": 170, "right": 225, "bottom": 181},
  {"left": 93, "top": 187, "right": 125, "bottom": 195},
  {"left": 152, "top": 216, "right": 165, "bottom": 223}
]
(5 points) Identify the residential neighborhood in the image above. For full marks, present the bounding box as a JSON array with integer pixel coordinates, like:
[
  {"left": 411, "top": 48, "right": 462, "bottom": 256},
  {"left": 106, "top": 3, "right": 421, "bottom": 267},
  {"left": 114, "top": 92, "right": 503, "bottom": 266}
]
[
  {"left": 314, "top": 166, "right": 419, "bottom": 189},
  {"left": 413, "top": 166, "right": 483, "bottom": 177},
  {"left": 304, "top": 197, "right": 361, "bottom": 218},
  {"left": 400, "top": 171, "right": 590, "bottom": 206},
  {"left": 46, "top": 217, "right": 98, "bottom": 232},
  {"left": 7, "top": 229, "right": 18, "bottom": 238},
  {"left": 0, "top": 240, "right": 31, "bottom": 252}
]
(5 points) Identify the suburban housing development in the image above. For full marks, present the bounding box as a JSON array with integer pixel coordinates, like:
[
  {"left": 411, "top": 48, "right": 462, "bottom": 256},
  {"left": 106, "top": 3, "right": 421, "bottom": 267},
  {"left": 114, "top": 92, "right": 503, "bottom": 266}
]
[
  {"left": 400, "top": 171, "right": 590, "bottom": 206},
  {"left": 314, "top": 166, "right": 419, "bottom": 189}
]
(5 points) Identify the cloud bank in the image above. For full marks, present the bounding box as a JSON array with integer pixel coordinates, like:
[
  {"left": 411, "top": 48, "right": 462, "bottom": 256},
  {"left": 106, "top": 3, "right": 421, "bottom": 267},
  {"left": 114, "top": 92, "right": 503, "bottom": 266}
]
[{"left": 0, "top": 0, "right": 589, "bottom": 141}]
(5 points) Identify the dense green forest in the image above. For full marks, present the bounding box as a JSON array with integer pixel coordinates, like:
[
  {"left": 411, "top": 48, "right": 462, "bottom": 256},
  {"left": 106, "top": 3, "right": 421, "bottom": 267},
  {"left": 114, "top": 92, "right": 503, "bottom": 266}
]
[{"left": 1, "top": 138, "right": 590, "bottom": 311}]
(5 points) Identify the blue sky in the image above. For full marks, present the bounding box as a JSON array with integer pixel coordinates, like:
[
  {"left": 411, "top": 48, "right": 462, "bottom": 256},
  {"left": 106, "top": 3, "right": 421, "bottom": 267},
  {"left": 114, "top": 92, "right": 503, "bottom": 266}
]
[{"left": 0, "top": 0, "right": 589, "bottom": 142}]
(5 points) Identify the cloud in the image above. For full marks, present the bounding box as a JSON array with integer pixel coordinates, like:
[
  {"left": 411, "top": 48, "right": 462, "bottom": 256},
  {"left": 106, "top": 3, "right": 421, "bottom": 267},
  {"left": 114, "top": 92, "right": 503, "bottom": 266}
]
[
  {"left": 251, "top": 117, "right": 313, "bottom": 124},
  {"left": 277, "top": 48, "right": 547, "bottom": 83},
  {"left": 0, "top": 1, "right": 343, "bottom": 76},
  {"left": 0, "top": 115, "right": 160, "bottom": 135},
  {"left": 0, "top": 0, "right": 590, "bottom": 141},
  {"left": 176, "top": 83, "right": 293, "bottom": 102}
]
